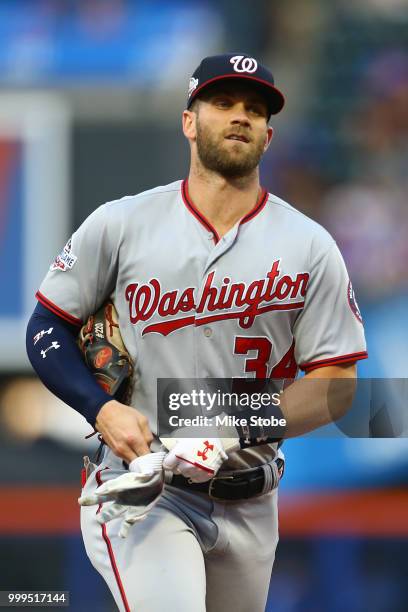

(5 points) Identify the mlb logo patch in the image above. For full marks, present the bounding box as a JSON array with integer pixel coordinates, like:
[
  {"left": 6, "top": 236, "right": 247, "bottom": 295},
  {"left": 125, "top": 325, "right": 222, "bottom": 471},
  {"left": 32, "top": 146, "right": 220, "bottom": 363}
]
[
  {"left": 50, "top": 238, "right": 78, "bottom": 272},
  {"left": 188, "top": 77, "right": 199, "bottom": 97}
]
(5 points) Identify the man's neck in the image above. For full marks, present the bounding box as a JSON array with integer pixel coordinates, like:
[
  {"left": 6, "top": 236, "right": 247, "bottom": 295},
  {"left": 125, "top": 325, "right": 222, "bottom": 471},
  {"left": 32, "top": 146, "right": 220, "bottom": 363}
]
[{"left": 187, "top": 165, "right": 262, "bottom": 238}]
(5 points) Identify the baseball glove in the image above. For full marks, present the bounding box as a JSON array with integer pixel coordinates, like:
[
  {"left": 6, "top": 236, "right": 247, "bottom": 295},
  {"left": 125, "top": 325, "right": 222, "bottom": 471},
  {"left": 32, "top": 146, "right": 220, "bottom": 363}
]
[{"left": 78, "top": 301, "right": 134, "bottom": 404}]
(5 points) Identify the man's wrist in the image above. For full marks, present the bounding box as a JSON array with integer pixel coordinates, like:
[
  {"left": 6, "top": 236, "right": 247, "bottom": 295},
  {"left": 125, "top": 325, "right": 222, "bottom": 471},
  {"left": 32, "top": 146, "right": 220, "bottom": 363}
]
[{"left": 86, "top": 391, "right": 114, "bottom": 428}]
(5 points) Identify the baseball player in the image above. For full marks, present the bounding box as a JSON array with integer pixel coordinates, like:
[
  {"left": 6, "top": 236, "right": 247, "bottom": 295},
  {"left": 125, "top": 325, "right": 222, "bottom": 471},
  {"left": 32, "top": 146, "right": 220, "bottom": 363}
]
[{"left": 26, "top": 53, "right": 368, "bottom": 612}]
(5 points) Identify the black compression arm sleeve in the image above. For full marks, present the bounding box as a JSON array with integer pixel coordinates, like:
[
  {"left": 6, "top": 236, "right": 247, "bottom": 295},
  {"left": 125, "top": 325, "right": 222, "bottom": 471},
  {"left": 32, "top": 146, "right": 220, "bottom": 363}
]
[{"left": 26, "top": 302, "right": 112, "bottom": 427}]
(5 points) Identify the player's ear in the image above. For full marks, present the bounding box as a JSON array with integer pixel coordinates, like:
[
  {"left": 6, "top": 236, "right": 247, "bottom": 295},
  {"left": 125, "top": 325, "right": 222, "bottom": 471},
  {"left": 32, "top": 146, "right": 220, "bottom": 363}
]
[
  {"left": 263, "top": 126, "right": 274, "bottom": 152},
  {"left": 182, "top": 110, "right": 197, "bottom": 141}
]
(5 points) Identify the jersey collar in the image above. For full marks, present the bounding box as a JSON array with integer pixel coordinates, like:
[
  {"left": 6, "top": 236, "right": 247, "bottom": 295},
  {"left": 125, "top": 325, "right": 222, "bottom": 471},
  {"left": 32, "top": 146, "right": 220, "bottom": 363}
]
[{"left": 181, "top": 179, "right": 268, "bottom": 244}]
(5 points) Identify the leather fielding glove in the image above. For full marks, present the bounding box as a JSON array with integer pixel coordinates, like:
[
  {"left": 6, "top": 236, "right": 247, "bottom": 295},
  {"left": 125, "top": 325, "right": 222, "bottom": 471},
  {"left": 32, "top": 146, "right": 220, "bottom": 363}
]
[
  {"left": 78, "top": 452, "right": 166, "bottom": 538},
  {"left": 78, "top": 301, "right": 134, "bottom": 404}
]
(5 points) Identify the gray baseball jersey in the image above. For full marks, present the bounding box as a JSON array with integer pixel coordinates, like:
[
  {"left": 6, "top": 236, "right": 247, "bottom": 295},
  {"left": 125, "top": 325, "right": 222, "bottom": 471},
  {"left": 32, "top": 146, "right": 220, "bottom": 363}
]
[{"left": 38, "top": 179, "right": 367, "bottom": 471}]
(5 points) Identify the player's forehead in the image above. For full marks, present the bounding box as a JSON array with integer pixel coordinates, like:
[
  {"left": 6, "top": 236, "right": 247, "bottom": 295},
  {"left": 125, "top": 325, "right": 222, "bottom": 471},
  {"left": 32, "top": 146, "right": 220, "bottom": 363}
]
[{"left": 199, "top": 80, "right": 269, "bottom": 106}]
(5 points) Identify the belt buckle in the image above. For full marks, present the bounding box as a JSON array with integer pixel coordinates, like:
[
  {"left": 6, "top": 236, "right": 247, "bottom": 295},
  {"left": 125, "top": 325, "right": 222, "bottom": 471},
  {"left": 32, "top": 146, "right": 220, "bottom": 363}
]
[{"left": 208, "top": 475, "right": 234, "bottom": 500}]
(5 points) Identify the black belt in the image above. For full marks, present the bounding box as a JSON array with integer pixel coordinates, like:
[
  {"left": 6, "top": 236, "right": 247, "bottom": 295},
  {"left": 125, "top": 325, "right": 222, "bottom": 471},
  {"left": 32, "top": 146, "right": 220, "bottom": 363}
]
[{"left": 169, "top": 458, "right": 284, "bottom": 501}]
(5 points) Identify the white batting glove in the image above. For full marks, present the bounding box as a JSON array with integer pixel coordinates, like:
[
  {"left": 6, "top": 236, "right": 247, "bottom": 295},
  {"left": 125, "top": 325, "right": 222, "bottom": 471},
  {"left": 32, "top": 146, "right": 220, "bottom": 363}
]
[
  {"left": 96, "top": 499, "right": 158, "bottom": 539},
  {"left": 78, "top": 452, "right": 166, "bottom": 538},
  {"left": 162, "top": 438, "right": 231, "bottom": 483}
]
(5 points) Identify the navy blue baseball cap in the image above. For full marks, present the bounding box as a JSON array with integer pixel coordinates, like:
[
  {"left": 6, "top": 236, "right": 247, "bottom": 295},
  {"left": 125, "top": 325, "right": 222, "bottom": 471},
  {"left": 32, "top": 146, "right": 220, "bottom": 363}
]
[{"left": 187, "top": 53, "right": 285, "bottom": 117}]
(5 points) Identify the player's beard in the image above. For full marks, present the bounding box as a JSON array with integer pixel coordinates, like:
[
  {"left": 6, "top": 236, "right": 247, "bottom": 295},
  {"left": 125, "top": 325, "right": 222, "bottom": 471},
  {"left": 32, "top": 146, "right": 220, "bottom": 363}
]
[{"left": 195, "top": 117, "right": 266, "bottom": 179}]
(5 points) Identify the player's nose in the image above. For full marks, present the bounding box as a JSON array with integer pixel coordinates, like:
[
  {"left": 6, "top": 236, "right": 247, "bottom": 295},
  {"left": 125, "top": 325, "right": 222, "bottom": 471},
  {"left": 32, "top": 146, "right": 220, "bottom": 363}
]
[{"left": 229, "top": 102, "right": 251, "bottom": 126}]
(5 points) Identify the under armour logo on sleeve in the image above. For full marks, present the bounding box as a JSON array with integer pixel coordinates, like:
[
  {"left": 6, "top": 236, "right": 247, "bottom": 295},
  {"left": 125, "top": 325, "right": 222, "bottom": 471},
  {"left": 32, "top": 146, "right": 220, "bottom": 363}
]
[
  {"left": 41, "top": 341, "right": 60, "bottom": 358},
  {"left": 33, "top": 327, "right": 53, "bottom": 345}
]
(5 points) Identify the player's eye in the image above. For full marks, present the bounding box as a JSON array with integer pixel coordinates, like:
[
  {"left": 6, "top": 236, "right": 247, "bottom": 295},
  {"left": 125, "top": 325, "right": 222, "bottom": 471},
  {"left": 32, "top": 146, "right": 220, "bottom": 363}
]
[
  {"left": 213, "top": 97, "right": 232, "bottom": 108},
  {"left": 248, "top": 104, "right": 266, "bottom": 117}
]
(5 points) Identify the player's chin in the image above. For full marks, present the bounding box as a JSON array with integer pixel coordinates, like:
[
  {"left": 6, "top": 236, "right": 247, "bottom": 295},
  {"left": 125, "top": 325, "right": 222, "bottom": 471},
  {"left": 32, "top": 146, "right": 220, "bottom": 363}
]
[
  {"left": 223, "top": 139, "right": 258, "bottom": 158},
  {"left": 225, "top": 150, "right": 256, "bottom": 170},
  {"left": 221, "top": 144, "right": 249, "bottom": 161}
]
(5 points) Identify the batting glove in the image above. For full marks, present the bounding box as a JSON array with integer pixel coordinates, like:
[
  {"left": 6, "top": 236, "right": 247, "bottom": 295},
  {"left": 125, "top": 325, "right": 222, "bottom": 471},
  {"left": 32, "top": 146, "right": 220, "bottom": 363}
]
[
  {"left": 78, "top": 451, "right": 166, "bottom": 538},
  {"left": 162, "top": 438, "right": 235, "bottom": 483}
]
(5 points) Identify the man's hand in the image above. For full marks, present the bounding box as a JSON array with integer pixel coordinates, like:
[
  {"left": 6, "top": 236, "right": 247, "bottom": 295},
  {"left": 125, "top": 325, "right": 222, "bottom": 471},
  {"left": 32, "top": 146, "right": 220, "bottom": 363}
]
[
  {"left": 96, "top": 399, "right": 154, "bottom": 463},
  {"left": 162, "top": 438, "right": 235, "bottom": 483}
]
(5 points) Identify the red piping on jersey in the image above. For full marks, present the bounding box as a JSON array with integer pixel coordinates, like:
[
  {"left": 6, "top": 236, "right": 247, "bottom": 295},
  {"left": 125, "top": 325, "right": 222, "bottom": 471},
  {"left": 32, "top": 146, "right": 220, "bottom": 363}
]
[
  {"left": 95, "top": 469, "right": 131, "bottom": 612},
  {"left": 181, "top": 179, "right": 220, "bottom": 243},
  {"left": 300, "top": 351, "right": 368, "bottom": 372},
  {"left": 35, "top": 291, "right": 82, "bottom": 327},
  {"left": 240, "top": 188, "right": 268, "bottom": 224},
  {"left": 181, "top": 180, "right": 268, "bottom": 243}
]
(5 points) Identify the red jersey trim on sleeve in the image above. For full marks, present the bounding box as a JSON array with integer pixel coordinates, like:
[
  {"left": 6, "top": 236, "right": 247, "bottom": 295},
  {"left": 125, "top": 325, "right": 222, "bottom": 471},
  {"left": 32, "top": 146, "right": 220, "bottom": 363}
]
[
  {"left": 300, "top": 351, "right": 368, "bottom": 372},
  {"left": 35, "top": 291, "right": 82, "bottom": 327}
]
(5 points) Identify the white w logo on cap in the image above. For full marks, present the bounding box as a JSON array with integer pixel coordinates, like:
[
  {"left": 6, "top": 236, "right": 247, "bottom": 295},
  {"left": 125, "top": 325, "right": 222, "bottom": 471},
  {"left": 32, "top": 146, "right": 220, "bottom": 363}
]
[{"left": 230, "top": 55, "right": 258, "bottom": 74}]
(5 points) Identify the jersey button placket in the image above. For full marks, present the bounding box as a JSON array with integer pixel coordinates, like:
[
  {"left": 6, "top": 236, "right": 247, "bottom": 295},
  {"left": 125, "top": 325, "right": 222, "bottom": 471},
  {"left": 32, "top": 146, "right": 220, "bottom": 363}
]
[
  {"left": 203, "top": 327, "right": 212, "bottom": 338},
  {"left": 201, "top": 327, "right": 213, "bottom": 378}
]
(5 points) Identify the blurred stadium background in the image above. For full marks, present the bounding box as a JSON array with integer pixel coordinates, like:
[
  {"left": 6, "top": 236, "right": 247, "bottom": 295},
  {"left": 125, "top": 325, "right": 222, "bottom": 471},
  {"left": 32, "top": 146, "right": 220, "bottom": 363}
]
[{"left": 0, "top": 1, "right": 407, "bottom": 610}]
